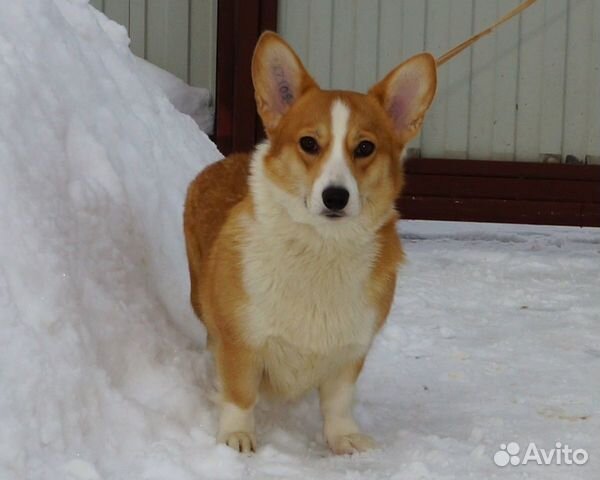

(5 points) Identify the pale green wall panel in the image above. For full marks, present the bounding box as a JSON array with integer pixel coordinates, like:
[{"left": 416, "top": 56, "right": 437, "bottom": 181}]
[
  {"left": 515, "top": 0, "right": 545, "bottom": 161},
  {"left": 538, "top": 1, "right": 567, "bottom": 161},
  {"left": 422, "top": 0, "right": 450, "bottom": 158},
  {"left": 189, "top": 0, "right": 217, "bottom": 92},
  {"left": 279, "top": 0, "right": 600, "bottom": 162},
  {"left": 146, "top": 0, "right": 190, "bottom": 82},
  {"left": 279, "top": 1, "right": 310, "bottom": 64},
  {"left": 587, "top": 0, "right": 600, "bottom": 161},
  {"left": 91, "top": 0, "right": 218, "bottom": 97},
  {"left": 330, "top": 0, "right": 355, "bottom": 90},
  {"left": 378, "top": 0, "right": 403, "bottom": 79},
  {"left": 104, "top": 0, "right": 129, "bottom": 32},
  {"left": 307, "top": 0, "right": 333, "bottom": 88},
  {"left": 89, "top": 0, "right": 104, "bottom": 11},
  {"left": 563, "top": 0, "right": 595, "bottom": 161},
  {"left": 444, "top": 0, "right": 472, "bottom": 160},
  {"left": 353, "top": 1, "right": 378, "bottom": 93},
  {"left": 129, "top": 0, "right": 147, "bottom": 57}
]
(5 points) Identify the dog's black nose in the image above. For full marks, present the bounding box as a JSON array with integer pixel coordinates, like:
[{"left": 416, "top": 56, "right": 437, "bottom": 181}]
[{"left": 322, "top": 186, "right": 349, "bottom": 211}]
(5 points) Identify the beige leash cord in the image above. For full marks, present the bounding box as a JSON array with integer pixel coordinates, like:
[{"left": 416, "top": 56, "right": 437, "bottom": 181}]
[{"left": 436, "top": 0, "right": 538, "bottom": 66}]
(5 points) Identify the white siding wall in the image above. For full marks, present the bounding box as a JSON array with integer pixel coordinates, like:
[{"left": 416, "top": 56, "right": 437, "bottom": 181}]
[
  {"left": 90, "top": 0, "right": 217, "bottom": 96},
  {"left": 279, "top": 0, "right": 600, "bottom": 163}
]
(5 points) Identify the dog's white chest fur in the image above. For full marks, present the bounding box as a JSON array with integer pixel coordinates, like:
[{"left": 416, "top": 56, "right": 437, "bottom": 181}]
[
  {"left": 241, "top": 223, "right": 377, "bottom": 397},
  {"left": 239, "top": 153, "right": 380, "bottom": 398}
]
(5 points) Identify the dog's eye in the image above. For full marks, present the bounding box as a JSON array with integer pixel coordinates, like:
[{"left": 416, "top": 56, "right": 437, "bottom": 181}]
[
  {"left": 299, "top": 136, "right": 320, "bottom": 154},
  {"left": 354, "top": 141, "right": 375, "bottom": 158}
]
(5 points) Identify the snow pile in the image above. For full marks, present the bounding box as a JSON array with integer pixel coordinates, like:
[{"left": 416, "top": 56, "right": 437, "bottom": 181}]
[
  {"left": 0, "top": 0, "right": 224, "bottom": 478},
  {"left": 1, "top": 1, "right": 599, "bottom": 479},
  {"left": 134, "top": 57, "right": 214, "bottom": 134}
]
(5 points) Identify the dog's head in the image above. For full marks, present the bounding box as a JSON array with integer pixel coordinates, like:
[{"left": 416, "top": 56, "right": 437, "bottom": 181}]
[{"left": 251, "top": 32, "right": 436, "bottom": 231}]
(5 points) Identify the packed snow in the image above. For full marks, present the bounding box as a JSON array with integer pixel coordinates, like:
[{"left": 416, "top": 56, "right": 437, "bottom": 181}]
[
  {"left": 0, "top": 1, "right": 598, "bottom": 479},
  {"left": 133, "top": 57, "right": 214, "bottom": 134}
]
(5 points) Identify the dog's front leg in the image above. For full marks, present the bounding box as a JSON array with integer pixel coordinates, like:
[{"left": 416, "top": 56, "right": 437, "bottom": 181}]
[
  {"left": 319, "top": 359, "right": 376, "bottom": 455},
  {"left": 215, "top": 342, "right": 261, "bottom": 453}
]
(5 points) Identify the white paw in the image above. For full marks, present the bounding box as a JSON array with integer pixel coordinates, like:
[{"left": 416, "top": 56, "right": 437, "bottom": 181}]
[
  {"left": 219, "top": 431, "right": 257, "bottom": 453},
  {"left": 327, "top": 433, "right": 377, "bottom": 455}
]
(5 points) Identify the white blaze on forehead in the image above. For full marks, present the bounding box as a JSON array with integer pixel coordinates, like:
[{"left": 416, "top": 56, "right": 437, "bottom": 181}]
[
  {"left": 330, "top": 100, "right": 350, "bottom": 165},
  {"left": 309, "top": 99, "right": 360, "bottom": 217}
]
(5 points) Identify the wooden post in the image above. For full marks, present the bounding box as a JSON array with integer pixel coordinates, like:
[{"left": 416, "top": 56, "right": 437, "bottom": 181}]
[{"left": 214, "top": 0, "right": 278, "bottom": 155}]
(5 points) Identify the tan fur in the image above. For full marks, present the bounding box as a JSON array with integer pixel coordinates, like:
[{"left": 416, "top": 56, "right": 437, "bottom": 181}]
[{"left": 183, "top": 31, "right": 436, "bottom": 454}]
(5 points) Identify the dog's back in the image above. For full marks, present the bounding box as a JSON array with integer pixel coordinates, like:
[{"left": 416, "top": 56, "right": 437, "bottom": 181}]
[{"left": 183, "top": 153, "right": 250, "bottom": 318}]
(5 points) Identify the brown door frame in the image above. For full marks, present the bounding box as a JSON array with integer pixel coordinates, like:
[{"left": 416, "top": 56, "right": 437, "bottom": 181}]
[
  {"left": 214, "top": 1, "right": 600, "bottom": 227},
  {"left": 214, "top": 0, "right": 277, "bottom": 155}
]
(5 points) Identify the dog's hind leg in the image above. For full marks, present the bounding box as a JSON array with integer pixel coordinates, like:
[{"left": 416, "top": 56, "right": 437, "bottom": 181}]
[{"left": 215, "top": 341, "right": 262, "bottom": 453}]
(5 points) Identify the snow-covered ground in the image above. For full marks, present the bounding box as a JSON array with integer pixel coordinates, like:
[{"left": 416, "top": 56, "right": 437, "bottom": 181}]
[{"left": 0, "top": 1, "right": 598, "bottom": 479}]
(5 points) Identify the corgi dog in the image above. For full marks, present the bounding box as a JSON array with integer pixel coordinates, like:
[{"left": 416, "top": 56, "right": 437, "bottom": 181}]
[{"left": 184, "top": 31, "right": 436, "bottom": 454}]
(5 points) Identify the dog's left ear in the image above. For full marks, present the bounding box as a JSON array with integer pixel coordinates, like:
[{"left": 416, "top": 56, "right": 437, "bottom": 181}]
[
  {"left": 252, "top": 31, "right": 318, "bottom": 134},
  {"left": 369, "top": 53, "right": 437, "bottom": 144}
]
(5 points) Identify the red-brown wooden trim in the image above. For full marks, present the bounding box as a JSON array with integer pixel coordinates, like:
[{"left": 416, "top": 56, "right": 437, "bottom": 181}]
[
  {"left": 399, "top": 158, "right": 600, "bottom": 227},
  {"left": 405, "top": 157, "right": 600, "bottom": 181},
  {"left": 403, "top": 175, "right": 600, "bottom": 203},
  {"left": 214, "top": 0, "right": 235, "bottom": 154},
  {"left": 399, "top": 197, "right": 600, "bottom": 227},
  {"left": 214, "top": 0, "right": 277, "bottom": 156}
]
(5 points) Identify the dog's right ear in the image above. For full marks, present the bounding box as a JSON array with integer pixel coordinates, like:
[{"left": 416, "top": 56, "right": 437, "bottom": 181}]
[{"left": 252, "top": 31, "right": 318, "bottom": 134}]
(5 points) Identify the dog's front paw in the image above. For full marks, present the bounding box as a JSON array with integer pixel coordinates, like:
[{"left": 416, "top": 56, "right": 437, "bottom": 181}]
[
  {"left": 327, "top": 433, "right": 377, "bottom": 455},
  {"left": 219, "top": 431, "right": 257, "bottom": 453}
]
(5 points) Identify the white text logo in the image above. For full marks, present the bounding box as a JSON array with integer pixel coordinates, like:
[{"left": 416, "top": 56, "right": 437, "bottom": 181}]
[{"left": 493, "top": 442, "right": 588, "bottom": 467}]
